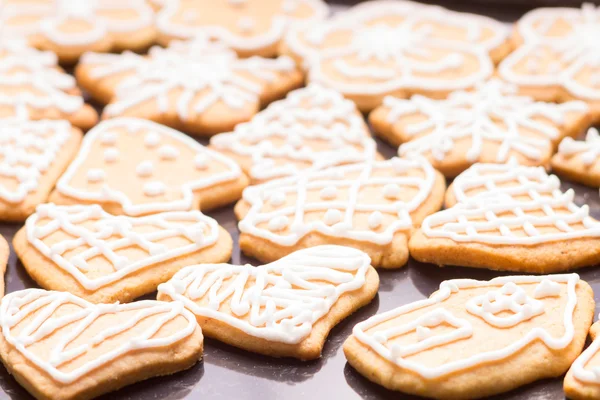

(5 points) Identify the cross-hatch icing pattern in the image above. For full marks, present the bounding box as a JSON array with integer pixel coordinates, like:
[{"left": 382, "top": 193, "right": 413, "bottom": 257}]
[
  {"left": 156, "top": 0, "right": 328, "bottom": 51},
  {"left": 210, "top": 84, "right": 377, "bottom": 182},
  {"left": 0, "top": 289, "right": 197, "bottom": 384},
  {"left": 238, "top": 157, "right": 436, "bottom": 246},
  {"left": 55, "top": 118, "right": 242, "bottom": 215},
  {"left": 557, "top": 127, "right": 600, "bottom": 166},
  {"left": 158, "top": 245, "right": 370, "bottom": 344},
  {"left": 1, "top": 0, "right": 154, "bottom": 47},
  {"left": 286, "top": 1, "right": 507, "bottom": 96},
  {"left": 0, "top": 121, "right": 72, "bottom": 204},
  {"left": 384, "top": 80, "right": 588, "bottom": 163},
  {"left": 352, "top": 274, "right": 579, "bottom": 379},
  {"left": 80, "top": 37, "right": 296, "bottom": 121},
  {"left": 499, "top": 3, "right": 600, "bottom": 101},
  {"left": 26, "top": 203, "right": 220, "bottom": 290},
  {"left": 424, "top": 162, "right": 600, "bottom": 245}
]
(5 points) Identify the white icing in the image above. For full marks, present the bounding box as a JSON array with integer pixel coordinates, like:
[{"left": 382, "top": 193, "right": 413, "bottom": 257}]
[
  {"left": 320, "top": 186, "right": 337, "bottom": 200},
  {"left": 100, "top": 132, "right": 117, "bottom": 145},
  {"left": 157, "top": 245, "right": 370, "bottom": 344},
  {"left": 424, "top": 163, "right": 600, "bottom": 245},
  {"left": 238, "top": 157, "right": 436, "bottom": 246},
  {"left": 81, "top": 37, "right": 297, "bottom": 123},
  {"left": 156, "top": 0, "right": 329, "bottom": 52},
  {"left": 159, "top": 145, "right": 179, "bottom": 160},
  {"left": 0, "top": 289, "right": 197, "bottom": 383},
  {"left": 533, "top": 279, "right": 562, "bottom": 299},
  {"left": 0, "top": 120, "right": 72, "bottom": 203},
  {"left": 1, "top": 0, "right": 154, "bottom": 48},
  {"left": 383, "top": 80, "right": 588, "bottom": 165},
  {"left": 571, "top": 312, "right": 600, "bottom": 383},
  {"left": 352, "top": 274, "right": 580, "bottom": 379},
  {"left": 368, "top": 211, "right": 383, "bottom": 229},
  {"left": 557, "top": 127, "right": 600, "bottom": 166},
  {"left": 285, "top": 1, "right": 508, "bottom": 97},
  {"left": 144, "top": 181, "right": 166, "bottom": 197},
  {"left": 499, "top": 4, "right": 600, "bottom": 100},
  {"left": 144, "top": 132, "right": 161, "bottom": 148},
  {"left": 86, "top": 169, "right": 105, "bottom": 183},
  {"left": 26, "top": 203, "right": 220, "bottom": 290},
  {"left": 194, "top": 154, "right": 208, "bottom": 170},
  {"left": 136, "top": 161, "right": 154, "bottom": 177},
  {"left": 210, "top": 84, "right": 377, "bottom": 182},
  {"left": 324, "top": 208, "right": 342, "bottom": 226},
  {"left": 55, "top": 118, "right": 242, "bottom": 216},
  {"left": 103, "top": 148, "right": 119, "bottom": 163}
]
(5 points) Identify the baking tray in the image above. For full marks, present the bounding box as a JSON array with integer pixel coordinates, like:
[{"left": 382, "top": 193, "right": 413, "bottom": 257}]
[{"left": 1, "top": 3, "right": 599, "bottom": 400}]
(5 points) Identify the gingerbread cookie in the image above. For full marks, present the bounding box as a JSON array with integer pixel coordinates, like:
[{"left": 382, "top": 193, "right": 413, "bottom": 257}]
[
  {"left": 76, "top": 37, "right": 303, "bottom": 137},
  {"left": 156, "top": 0, "right": 328, "bottom": 58},
  {"left": 0, "top": 288, "right": 203, "bottom": 400},
  {"left": 0, "top": 120, "right": 82, "bottom": 221},
  {"left": 0, "top": 41, "right": 97, "bottom": 130},
  {"left": 281, "top": 0, "right": 510, "bottom": 111},
  {"left": 14, "top": 203, "right": 233, "bottom": 303},
  {"left": 50, "top": 118, "right": 248, "bottom": 216},
  {"left": 498, "top": 4, "right": 600, "bottom": 123},
  {"left": 370, "top": 80, "right": 590, "bottom": 177},
  {"left": 565, "top": 319, "right": 600, "bottom": 399},
  {"left": 235, "top": 157, "right": 445, "bottom": 269},
  {"left": 210, "top": 84, "right": 378, "bottom": 184},
  {"left": 1, "top": 0, "right": 156, "bottom": 64},
  {"left": 0, "top": 235, "right": 8, "bottom": 297},
  {"left": 345, "top": 273, "right": 594, "bottom": 399},
  {"left": 158, "top": 245, "right": 379, "bottom": 360},
  {"left": 410, "top": 162, "right": 600, "bottom": 273},
  {"left": 551, "top": 127, "right": 600, "bottom": 187}
]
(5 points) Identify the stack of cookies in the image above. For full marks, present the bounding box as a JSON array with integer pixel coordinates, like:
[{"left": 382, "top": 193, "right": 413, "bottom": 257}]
[{"left": 0, "top": 1, "right": 598, "bottom": 399}]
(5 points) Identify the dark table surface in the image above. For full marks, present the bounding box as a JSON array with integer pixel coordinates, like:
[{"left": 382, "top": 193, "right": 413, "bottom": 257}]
[{"left": 1, "top": 2, "right": 599, "bottom": 400}]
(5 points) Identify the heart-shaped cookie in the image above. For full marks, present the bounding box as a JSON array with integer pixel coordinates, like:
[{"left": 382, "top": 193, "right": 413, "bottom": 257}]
[
  {"left": 345, "top": 274, "right": 594, "bottom": 398},
  {"left": 158, "top": 245, "right": 379, "bottom": 360},
  {"left": 14, "top": 203, "right": 233, "bottom": 303},
  {"left": 0, "top": 289, "right": 202, "bottom": 400}
]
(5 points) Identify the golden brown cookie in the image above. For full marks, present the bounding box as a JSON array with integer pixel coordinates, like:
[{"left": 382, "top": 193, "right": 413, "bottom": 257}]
[
  {"left": 235, "top": 157, "right": 445, "bottom": 269},
  {"left": 0, "top": 120, "right": 82, "bottom": 221},
  {"left": 1, "top": 0, "right": 156, "bottom": 64},
  {"left": 158, "top": 245, "right": 379, "bottom": 360},
  {"left": 14, "top": 203, "right": 233, "bottom": 303},
  {"left": 50, "top": 118, "right": 248, "bottom": 216},
  {"left": 0, "top": 235, "right": 8, "bottom": 297},
  {"left": 76, "top": 37, "right": 303, "bottom": 137},
  {"left": 0, "top": 288, "right": 203, "bottom": 400},
  {"left": 551, "top": 127, "right": 600, "bottom": 187},
  {"left": 210, "top": 84, "right": 378, "bottom": 184},
  {"left": 565, "top": 319, "right": 600, "bottom": 399},
  {"left": 498, "top": 4, "right": 600, "bottom": 123},
  {"left": 156, "top": 0, "right": 328, "bottom": 57},
  {"left": 410, "top": 162, "right": 600, "bottom": 273},
  {"left": 345, "top": 273, "right": 594, "bottom": 399},
  {"left": 369, "top": 80, "right": 591, "bottom": 177},
  {"left": 281, "top": 0, "right": 510, "bottom": 111}
]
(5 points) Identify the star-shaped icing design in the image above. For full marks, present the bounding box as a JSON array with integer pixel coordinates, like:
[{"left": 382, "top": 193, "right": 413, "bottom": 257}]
[
  {"left": 0, "top": 0, "right": 156, "bottom": 63},
  {"left": 156, "top": 0, "right": 328, "bottom": 57},
  {"left": 210, "top": 84, "right": 378, "bottom": 184},
  {"left": 498, "top": 3, "right": 600, "bottom": 123},
  {"left": 370, "top": 80, "right": 590, "bottom": 177},
  {"left": 76, "top": 37, "right": 303, "bottom": 137},
  {"left": 50, "top": 118, "right": 248, "bottom": 216},
  {"left": 282, "top": 0, "right": 509, "bottom": 111}
]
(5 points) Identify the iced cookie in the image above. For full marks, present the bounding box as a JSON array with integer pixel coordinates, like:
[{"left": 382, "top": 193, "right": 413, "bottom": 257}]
[
  {"left": 1, "top": 0, "right": 156, "bottom": 64},
  {"left": 210, "top": 84, "right": 377, "bottom": 184},
  {"left": 0, "top": 288, "right": 203, "bottom": 400},
  {"left": 156, "top": 0, "right": 328, "bottom": 58},
  {"left": 76, "top": 37, "right": 303, "bottom": 137},
  {"left": 370, "top": 80, "right": 590, "bottom": 177},
  {"left": 551, "top": 127, "right": 600, "bottom": 187},
  {"left": 14, "top": 203, "right": 232, "bottom": 303},
  {"left": 0, "top": 235, "right": 8, "bottom": 297},
  {"left": 0, "top": 42, "right": 97, "bottom": 130},
  {"left": 235, "top": 157, "right": 445, "bottom": 269},
  {"left": 498, "top": 4, "right": 600, "bottom": 123},
  {"left": 344, "top": 273, "right": 594, "bottom": 399},
  {"left": 50, "top": 118, "right": 248, "bottom": 216},
  {"left": 0, "top": 120, "right": 83, "bottom": 221},
  {"left": 410, "top": 162, "right": 600, "bottom": 273},
  {"left": 281, "top": 0, "right": 510, "bottom": 111},
  {"left": 565, "top": 319, "right": 600, "bottom": 399},
  {"left": 158, "top": 245, "right": 379, "bottom": 360}
]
